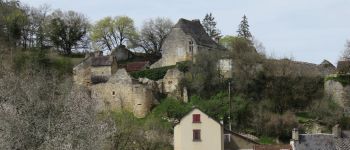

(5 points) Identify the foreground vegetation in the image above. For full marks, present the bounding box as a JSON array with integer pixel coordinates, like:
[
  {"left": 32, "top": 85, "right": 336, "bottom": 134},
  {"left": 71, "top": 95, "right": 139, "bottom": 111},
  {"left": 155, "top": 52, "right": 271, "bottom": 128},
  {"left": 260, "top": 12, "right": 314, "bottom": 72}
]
[{"left": 1, "top": 0, "right": 350, "bottom": 149}]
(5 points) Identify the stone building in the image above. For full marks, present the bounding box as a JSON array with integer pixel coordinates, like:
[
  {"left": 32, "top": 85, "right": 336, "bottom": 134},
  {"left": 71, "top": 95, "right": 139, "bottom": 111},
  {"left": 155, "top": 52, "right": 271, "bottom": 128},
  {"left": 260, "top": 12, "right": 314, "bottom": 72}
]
[
  {"left": 91, "top": 69, "right": 154, "bottom": 118},
  {"left": 151, "top": 18, "right": 224, "bottom": 68},
  {"left": 111, "top": 45, "right": 133, "bottom": 62},
  {"left": 90, "top": 55, "right": 114, "bottom": 83},
  {"left": 158, "top": 68, "right": 184, "bottom": 98},
  {"left": 337, "top": 60, "right": 350, "bottom": 74}
]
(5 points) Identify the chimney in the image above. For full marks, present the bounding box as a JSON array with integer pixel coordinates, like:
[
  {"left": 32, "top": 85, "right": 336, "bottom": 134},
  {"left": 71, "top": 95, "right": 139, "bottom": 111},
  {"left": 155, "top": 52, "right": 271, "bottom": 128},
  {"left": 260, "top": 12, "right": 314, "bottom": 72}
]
[
  {"left": 94, "top": 51, "right": 103, "bottom": 57},
  {"left": 214, "top": 36, "right": 221, "bottom": 43},
  {"left": 332, "top": 124, "right": 342, "bottom": 138},
  {"left": 292, "top": 128, "right": 299, "bottom": 141},
  {"left": 220, "top": 120, "right": 224, "bottom": 125},
  {"left": 192, "top": 19, "right": 200, "bottom": 24}
]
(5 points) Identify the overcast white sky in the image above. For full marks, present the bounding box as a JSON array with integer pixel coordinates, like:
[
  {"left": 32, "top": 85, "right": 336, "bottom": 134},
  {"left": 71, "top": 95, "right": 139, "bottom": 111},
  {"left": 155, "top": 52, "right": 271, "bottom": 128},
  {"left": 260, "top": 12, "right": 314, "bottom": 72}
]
[{"left": 21, "top": 0, "right": 350, "bottom": 65}]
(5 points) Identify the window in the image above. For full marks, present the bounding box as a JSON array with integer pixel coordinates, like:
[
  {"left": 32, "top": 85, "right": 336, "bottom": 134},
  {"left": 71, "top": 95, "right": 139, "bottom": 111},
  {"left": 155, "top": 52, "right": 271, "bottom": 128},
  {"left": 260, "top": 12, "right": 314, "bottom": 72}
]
[
  {"left": 189, "top": 41, "right": 194, "bottom": 52},
  {"left": 193, "top": 129, "right": 201, "bottom": 141},
  {"left": 193, "top": 114, "right": 201, "bottom": 123},
  {"left": 112, "top": 91, "right": 115, "bottom": 96}
]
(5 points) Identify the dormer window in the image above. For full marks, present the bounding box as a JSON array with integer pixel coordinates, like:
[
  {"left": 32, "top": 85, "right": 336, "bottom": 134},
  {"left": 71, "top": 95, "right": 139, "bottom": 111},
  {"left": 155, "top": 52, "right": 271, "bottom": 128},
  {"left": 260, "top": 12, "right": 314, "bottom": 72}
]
[{"left": 189, "top": 40, "right": 194, "bottom": 52}]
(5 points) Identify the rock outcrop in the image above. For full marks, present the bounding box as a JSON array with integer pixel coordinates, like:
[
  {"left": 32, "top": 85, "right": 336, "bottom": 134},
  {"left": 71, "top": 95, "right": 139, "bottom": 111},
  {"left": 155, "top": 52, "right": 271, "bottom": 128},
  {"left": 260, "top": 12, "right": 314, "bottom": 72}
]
[{"left": 324, "top": 80, "right": 350, "bottom": 108}]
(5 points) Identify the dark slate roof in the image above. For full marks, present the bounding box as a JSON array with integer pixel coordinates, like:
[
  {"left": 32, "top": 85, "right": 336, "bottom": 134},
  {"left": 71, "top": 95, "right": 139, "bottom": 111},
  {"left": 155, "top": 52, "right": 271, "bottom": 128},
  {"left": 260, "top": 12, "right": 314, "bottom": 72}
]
[
  {"left": 337, "top": 61, "right": 350, "bottom": 73},
  {"left": 318, "top": 60, "right": 336, "bottom": 75},
  {"left": 224, "top": 129, "right": 260, "bottom": 144},
  {"left": 320, "top": 60, "right": 336, "bottom": 69},
  {"left": 174, "top": 18, "right": 223, "bottom": 49},
  {"left": 293, "top": 133, "right": 350, "bottom": 150},
  {"left": 335, "top": 131, "right": 350, "bottom": 150},
  {"left": 91, "top": 56, "right": 112, "bottom": 67},
  {"left": 253, "top": 144, "right": 292, "bottom": 150}
]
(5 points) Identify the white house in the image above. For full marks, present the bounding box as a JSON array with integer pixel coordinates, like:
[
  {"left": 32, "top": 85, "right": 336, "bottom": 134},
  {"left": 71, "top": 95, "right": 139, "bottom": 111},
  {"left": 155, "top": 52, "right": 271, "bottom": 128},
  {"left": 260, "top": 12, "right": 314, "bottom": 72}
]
[{"left": 174, "top": 108, "right": 224, "bottom": 150}]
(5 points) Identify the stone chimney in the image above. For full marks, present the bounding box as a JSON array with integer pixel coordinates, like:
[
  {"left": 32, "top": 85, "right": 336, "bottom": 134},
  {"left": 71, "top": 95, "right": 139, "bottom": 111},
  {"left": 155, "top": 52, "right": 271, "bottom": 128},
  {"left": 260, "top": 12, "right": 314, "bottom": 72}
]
[
  {"left": 215, "top": 37, "right": 220, "bottom": 43},
  {"left": 93, "top": 51, "right": 103, "bottom": 57},
  {"left": 332, "top": 124, "right": 342, "bottom": 138},
  {"left": 220, "top": 119, "right": 224, "bottom": 125},
  {"left": 292, "top": 128, "right": 299, "bottom": 141}
]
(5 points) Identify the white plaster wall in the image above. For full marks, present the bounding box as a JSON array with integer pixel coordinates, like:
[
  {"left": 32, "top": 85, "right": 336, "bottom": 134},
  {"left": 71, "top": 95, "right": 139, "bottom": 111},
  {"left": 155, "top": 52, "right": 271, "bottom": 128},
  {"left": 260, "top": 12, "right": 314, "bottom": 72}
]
[{"left": 174, "top": 109, "right": 224, "bottom": 150}]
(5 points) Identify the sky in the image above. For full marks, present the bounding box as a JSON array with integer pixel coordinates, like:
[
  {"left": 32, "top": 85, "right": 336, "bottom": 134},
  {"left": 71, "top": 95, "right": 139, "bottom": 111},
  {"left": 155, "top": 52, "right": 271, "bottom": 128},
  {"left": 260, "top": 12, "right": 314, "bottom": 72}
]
[{"left": 20, "top": 0, "right": 350, "bottom": 65}]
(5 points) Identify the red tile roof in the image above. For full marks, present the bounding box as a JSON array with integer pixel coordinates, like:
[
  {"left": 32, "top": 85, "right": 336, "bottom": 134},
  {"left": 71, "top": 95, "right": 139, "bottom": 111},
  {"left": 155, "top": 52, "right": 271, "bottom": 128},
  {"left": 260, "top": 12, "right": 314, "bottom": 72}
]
[
  {"left": 126, "top": 61, "right": 149, "bottom": 72},
  {"left": 253, "top": 144, "right": 292, "bottom": 150}
]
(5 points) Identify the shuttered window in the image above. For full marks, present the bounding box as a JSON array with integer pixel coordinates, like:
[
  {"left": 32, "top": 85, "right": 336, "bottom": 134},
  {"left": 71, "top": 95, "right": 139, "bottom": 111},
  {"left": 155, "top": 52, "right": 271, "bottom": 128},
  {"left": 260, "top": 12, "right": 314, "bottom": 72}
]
[
  {"left": 193, "top": 129, "right": 201, "bottom": 141},
  {"left": 193, "top": 114, "right": 200, "bottom": 123}
]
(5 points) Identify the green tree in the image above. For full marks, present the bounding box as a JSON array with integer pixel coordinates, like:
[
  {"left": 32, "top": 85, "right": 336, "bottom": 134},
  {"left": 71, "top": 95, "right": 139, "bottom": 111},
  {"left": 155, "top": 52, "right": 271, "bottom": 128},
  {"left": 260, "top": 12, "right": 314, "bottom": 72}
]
[
  {"left": 237, "top": 15, "right": 252, "bottom": 40},
  {"left": 219, "top": 35, "right": 235, "bottom": 49},
  {"left": 91, "top": 16, "right": 137, "bottom": 51},
  {"left": 48, "top": 10, "right": 89, "bottom": 55},
  {"left": 202, "top": 13, "right": 221, "bottom": 38},
  {"left": 0, "top": 0, "right": 28, "bottom": 46}
]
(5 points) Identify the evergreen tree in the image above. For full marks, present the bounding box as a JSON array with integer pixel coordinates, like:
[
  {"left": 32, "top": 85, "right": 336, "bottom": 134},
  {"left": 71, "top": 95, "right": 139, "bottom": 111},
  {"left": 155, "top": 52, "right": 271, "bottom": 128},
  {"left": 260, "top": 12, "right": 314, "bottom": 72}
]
[
  {"left": 237, "top": 15, "right": 252, "bottom": 40},
  {"left": 202, "top": 13, "right": 221, "bottom": 38}
]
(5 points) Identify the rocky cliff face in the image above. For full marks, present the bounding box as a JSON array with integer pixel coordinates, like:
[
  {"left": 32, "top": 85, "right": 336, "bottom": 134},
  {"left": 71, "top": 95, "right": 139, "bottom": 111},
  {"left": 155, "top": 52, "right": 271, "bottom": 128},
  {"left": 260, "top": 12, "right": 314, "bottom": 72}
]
[{"left": 324, "top": 80, "right": 350, "bottom": 108}]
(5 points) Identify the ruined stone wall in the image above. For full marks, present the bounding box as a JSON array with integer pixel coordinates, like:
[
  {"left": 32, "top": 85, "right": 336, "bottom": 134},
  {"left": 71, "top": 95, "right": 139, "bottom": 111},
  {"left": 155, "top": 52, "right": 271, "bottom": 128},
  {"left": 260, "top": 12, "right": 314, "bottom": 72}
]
[
  {"left": 91, "top": 66, "right": 111, "bottom": 77},
  {"left": 73, "top": 58, "right": 91, "bottom": 86},
  {"left": 151, "top": 28, "right": 197, "bottom": 68},
  {"left": 91, "top": 69, "right": 154, "bottom": 118},
  {"left": 157, "top": 68, "right": 185, "bottom": 100},
  {"left": 324, "top": 80, "right": 350, "bottom": 108}
]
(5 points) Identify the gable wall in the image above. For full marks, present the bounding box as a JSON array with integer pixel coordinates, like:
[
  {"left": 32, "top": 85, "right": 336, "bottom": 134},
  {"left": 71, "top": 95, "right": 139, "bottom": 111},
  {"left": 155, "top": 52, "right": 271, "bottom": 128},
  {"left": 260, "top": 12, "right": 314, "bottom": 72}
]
[
  {"left": 174, "top": 109, "right": 224, "bottom": 150},
  {"left": 151, "top": 28, "right": 198, "bottom": 68}
]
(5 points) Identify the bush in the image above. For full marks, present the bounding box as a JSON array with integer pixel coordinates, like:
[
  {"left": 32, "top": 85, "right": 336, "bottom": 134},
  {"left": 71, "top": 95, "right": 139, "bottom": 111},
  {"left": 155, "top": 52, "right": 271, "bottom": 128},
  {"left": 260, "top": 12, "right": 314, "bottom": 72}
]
[
  {"left": 67, "top": 52, "right": 86, "bottom": 58},
  {"left": 176, "top": 61, "right": 191, "bottom": 72},
  {"left": 339, "top": 116, "right": 350, "bottom": 130},
  {"left": 152, "top": 98, "right": 192, "bottom": 120},
  {"left": 51, "top": 57, "right": 73, "bottom": 75},
  {"left": 325, "top": 74, "right": 350, "bottom": 86},
  {"left": 130, "top": 65, "right": 175, "bottom": 80}
]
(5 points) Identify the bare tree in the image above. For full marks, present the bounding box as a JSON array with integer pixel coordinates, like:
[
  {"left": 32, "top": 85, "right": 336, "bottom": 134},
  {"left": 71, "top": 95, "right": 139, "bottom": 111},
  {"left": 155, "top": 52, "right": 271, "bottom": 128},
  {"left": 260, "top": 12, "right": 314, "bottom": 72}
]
[
  {"left": 135, "top": 17, "right": 173, "bottom": 56},
  {"left": 342, "top": 40, "right": 350, "bottom": 61}
]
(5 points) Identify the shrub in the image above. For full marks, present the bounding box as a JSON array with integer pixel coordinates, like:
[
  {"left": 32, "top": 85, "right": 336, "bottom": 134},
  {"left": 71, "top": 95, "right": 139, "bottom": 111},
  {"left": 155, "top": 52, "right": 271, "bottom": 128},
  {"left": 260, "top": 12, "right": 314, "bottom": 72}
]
[
  {"left": 130, "top": 65, "right": 175, "bottom": 80},
  {"left": 339, "top": 116, "right": 350, "bottom": 130},
  {"left": 51, "top": 57, "right": 73, "bottom": 75},
  {"left": 325, "top": 74, "right": 350, "bottom": 86},
  {"left": 152, "top": 98, "right": 192, "bottom": 120},
  {"left": 176, "top": 61, "right": 191, "bottom": 72}
]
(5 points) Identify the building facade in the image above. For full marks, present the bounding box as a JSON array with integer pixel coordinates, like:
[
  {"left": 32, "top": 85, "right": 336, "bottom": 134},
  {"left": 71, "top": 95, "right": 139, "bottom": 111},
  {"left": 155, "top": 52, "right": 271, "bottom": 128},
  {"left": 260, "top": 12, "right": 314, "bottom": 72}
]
[
  {"left": 151, "top": 18, "right": 224, "bottom": 68},
  {"left": 174, "top": 108, "right": 224, "bottom": 150}
]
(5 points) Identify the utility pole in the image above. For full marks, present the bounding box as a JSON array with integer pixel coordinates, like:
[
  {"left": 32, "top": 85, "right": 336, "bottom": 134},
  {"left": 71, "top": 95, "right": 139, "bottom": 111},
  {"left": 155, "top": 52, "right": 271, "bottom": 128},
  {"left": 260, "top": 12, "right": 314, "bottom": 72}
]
[{"left": 228, "top": 81, "right": 232, "bottom": 131}]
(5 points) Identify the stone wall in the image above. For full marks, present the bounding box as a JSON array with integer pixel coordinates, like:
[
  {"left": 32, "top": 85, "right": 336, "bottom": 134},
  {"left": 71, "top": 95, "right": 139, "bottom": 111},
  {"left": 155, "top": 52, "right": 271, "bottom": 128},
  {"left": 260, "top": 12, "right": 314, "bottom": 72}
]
[
  {"left": 91, "top": 69, "right": 154, "bottom": 118},
  {"left": 324, "top": 80, "right": 350, "bottom": 108},
  {"left": 73, "top": 58, "right": 91, "bottom": 86},
  {"left": 91, "top": 66, "right": 111, "bottom": 77},
  {"left": 157, "top": 68, "right": 184, "bottom": 100},
  {"left": 151, "top": 28, "right": 197, "bottom": 68}
]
